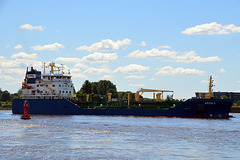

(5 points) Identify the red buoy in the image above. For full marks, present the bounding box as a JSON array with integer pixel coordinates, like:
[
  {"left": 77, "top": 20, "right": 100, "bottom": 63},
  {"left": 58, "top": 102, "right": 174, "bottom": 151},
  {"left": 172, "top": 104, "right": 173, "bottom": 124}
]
[{"left": 21, "top": 100, "right": 31, "bottom": 119}]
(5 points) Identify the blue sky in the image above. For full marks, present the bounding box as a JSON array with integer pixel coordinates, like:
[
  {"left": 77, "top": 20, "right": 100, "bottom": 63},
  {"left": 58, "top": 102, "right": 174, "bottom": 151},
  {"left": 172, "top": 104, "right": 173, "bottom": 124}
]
[{"left": 0, "top": 0, "right": 240, "bottom": 99}]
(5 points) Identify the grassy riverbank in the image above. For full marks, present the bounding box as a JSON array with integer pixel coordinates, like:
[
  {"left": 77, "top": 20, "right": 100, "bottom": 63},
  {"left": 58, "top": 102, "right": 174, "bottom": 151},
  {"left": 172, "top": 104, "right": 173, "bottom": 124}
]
[
  {"left": 231, "top": 106, "right": 240, "bottom": 113},
  {"left": 0, "top": 106, "right": 12, "bottom": 110},
  {"left": 0, "top": 101, "right": 12, "bottom": 110}
]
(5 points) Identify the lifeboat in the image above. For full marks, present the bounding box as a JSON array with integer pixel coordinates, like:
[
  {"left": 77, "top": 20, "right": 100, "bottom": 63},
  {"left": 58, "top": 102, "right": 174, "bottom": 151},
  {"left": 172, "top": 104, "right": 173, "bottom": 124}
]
[{"left": 22, "top": 83, "right": 32, "bottom": 89}]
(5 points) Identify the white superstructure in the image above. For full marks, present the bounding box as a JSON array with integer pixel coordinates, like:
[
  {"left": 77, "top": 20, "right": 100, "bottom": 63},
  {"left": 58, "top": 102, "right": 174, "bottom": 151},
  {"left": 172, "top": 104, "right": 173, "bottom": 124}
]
[{"left": 21, "top": 62, "right": 75, "bottom": 99}]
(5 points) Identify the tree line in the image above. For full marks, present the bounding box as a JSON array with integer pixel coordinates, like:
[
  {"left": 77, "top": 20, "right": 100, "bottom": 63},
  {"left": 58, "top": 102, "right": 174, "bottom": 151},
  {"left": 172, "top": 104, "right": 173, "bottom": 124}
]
[
  {"left": 0, "top": 89, "right": 20, "bottom": 107},
  {"left": 76, "top": 80, "right": 135, "bottom": 101},
  {"left": 0, "top": 89, "right": 19, "bottom": 102}
]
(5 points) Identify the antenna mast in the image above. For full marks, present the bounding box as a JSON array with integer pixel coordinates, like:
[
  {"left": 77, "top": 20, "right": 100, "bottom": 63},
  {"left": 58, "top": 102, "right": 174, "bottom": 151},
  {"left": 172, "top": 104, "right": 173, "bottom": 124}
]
[{"left": 42, "top": 62, "right": 47, "bottom": 74}]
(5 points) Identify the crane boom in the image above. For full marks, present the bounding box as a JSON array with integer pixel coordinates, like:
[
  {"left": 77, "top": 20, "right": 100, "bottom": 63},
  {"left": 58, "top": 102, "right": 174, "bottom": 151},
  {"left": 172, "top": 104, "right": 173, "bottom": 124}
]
[{"left": 135, "top": 88, "right": 174, "bottom": 102}]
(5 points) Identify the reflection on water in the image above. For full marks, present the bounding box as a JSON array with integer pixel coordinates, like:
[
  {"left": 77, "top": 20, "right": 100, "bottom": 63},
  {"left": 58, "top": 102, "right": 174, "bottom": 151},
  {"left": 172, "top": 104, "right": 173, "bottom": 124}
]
[{"left": 1, "top": 111, "right": 240, "bottom": 159}]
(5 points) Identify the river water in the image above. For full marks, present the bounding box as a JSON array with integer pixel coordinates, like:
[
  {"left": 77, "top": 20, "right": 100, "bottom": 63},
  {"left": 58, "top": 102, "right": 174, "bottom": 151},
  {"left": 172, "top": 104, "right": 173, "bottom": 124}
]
[{"left": 0, "top": 110, "right": 240, "bottom": 160}]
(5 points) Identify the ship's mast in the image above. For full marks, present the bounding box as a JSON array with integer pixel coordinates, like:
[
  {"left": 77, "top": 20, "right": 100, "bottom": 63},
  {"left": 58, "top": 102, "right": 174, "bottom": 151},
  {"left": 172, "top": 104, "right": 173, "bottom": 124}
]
[
  {"left": 49, "top": 62, "right": 55, "bottom": 74},
  {"left": 205, "top": 75, "right": 214, "bottom": 99},
  {"left": 42, "top": 62, "right": 67, "bottom": 75},
  {"left": 24, "top": 67, "right": 28, "bottom": 84},
  {"left": 208, "top": 75, "right": 213, "bottom": 97},
  {"left": 42, "top": 62, "right": 47, "bottom": 74}
]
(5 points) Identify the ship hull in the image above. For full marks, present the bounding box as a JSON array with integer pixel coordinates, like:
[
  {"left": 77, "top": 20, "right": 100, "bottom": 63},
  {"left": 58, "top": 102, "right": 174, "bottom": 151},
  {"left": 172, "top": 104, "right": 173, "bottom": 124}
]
[{"left": 12, "top": 99, "right": 233, "bottom": 119}]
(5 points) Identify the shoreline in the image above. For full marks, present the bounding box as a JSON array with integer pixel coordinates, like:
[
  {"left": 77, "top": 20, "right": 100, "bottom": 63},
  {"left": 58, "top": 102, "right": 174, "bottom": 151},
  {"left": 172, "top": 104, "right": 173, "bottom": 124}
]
[
  {"left": 230, "top": 106, "right": 240, "bottom": 113},
  {"left": 0, "top": 106, "right": 12, "bottom": 110}
]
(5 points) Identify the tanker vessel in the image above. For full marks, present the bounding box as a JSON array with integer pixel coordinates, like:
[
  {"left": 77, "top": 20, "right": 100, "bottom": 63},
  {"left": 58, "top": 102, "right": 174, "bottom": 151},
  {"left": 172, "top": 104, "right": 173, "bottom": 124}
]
[{"left": 12, "top": 62, "right": 233, "bottom": 119}]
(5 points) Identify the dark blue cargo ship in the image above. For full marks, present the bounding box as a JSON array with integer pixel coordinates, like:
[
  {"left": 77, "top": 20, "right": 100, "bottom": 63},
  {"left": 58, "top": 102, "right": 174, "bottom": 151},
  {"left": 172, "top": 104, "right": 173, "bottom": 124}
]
[
  {"left": 12, "top": 63, "right": 233, "bottom": 119},
  {"left": 12, "top": 98, "right": 233, "bottom": 118}
]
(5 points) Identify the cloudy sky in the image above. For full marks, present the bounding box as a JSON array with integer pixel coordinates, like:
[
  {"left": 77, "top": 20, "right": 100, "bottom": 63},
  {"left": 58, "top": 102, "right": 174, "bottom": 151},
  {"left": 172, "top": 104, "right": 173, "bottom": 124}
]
[{"left": 0, "top": 0, "right": 240, "bottom": 99}]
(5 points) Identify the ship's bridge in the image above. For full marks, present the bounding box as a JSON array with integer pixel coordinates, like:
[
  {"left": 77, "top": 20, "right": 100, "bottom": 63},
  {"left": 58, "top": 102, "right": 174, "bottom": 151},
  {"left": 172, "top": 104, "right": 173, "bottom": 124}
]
[{"left": 42, "top": 74, "right": 72, "bottom": 82}]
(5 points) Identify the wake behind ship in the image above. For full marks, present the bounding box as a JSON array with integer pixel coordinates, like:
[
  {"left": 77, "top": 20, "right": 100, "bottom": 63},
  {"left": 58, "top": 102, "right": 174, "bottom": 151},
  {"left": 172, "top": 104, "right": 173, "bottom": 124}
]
[{"left": 12, "top": 62, "right": 233, "bottom": 119}]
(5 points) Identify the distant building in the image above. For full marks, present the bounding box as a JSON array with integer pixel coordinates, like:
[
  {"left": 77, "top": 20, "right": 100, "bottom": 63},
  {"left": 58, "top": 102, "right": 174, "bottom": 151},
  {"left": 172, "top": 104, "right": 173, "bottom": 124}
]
[{"left": 195, "top": 92, "right": 240, "bottom": 103}]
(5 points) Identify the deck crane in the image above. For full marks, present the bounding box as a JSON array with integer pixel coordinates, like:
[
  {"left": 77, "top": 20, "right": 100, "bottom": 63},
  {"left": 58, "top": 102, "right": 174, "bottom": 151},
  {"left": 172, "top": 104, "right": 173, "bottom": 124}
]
[{"left": 135, "top": 88, "right": 174, "bottom": 102}]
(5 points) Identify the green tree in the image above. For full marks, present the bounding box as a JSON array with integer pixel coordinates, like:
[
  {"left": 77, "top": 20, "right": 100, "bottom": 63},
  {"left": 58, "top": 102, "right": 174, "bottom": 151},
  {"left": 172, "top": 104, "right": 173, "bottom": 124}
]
[
  {"left": 107, "top": 88, "right": 118, "bottom": 98},
  {"left": 10, "top": 89, "right": 21, "bottom": 100},
  {"left": 117, "top": 91, "right": 135, "bottom": 101},
  {"left": 80, "top": 80, "right": 92, "bottom": 94},
  {"left": 0, "top": 88, "right": 2, "bottom": 99},
  {"left": 1, "top": 90, "right": 11, "bottom": 102},
  {"left": 91, "top": 82, "right": 98, "bottom": 94},
  {"left": 97, "top": 80, "right": 117, "bottom": 96},
  {"left": 78, "top": 80, "right": 118, "bottom": 100},
  {"left": 76, "top": 91, "right": 86, "bottom": 100}
]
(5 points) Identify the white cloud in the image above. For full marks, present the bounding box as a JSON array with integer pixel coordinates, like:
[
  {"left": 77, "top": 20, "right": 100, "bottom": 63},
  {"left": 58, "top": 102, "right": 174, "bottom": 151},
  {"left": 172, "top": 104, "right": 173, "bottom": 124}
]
[
  {"left": 175, "top": 51, "right": 221, "bottom": 63},
  {"left": 100, "top": 75, "right": 113, "bottom": 80},
  {"left": 155, "top": 66, "right": 206, "bottom": 76},
  {"left": 139, "top": 41, "right": 146, "bottom": 46},
  {"left": 5, "top": 45, "right": 10, "bottom": 48},
  {"left": 159, "top": 45, "right": 171, "bottom": 49},
  {"left": 70, "top": 63, "right": 89, "bottom": 79},
  {"left": 31, "top": 43, "right": 65, "bottom": 51},
  {"left": 127, "top": 48, "right": 178, "bottom": 58},
  {"left": 0, "top": 68, "right": 24, "bottom": 87},
  {"left": 125, "top": 75, "right": 145, "bottom": 79},
  {"left": 0, "top": 56, "right": 21, "bottom": 68},
  {"left": 149, "top": 78, "right": 156, "bottom": 81},
  {"left": 0, "top": 74, "right": 15, "bottom": 81},
  {"left": 113, "top": 64, "right": 150, "bottom": 74},
  {"left": 55, "top": 57, "right": 82, "bottom": 63},
  {"left": 218, "top": 68, "right": 226, "bottom": 73},
  {"left": 128, "top": 48, "right": 220, "bottom": 63},
  {"left": 55, "top": 52, "right": 118, "bottom": 64},
  {"left": 73, "top": 63, "right": 88, "bottom": 69},
  {"left": 201, "top": 80, "right": 209, "bottom": 83},
  {"left": 224, "top": 24, "right": 240, "bottom": 32},
  {"left": 2, "top": 68, "right": 26, "bottom": 75},
  {"left": 72, "top": 73, "right": 88, "bottom": 79},
  {"left": 4, "top": 81, "right": 21, "bottom": 86},
  {"left": 0, "top": 55, "right": 42, "bottom": 68},
  {"left": 76, "top": 38, "right": 131, "bottom": 52},
  {"left": 202, "top": 78, "right": 216, "bottom": 84},
  {"left": 14, "top": 44, "right": 23, "bottom": 50},
  {"left": 83, "top": 67, "right": 112, "bottom": 75},
  {"left": 182, "top": 22, "right": 240, "bottom": 35},
  {"left": 11, "top": 52, "right": 38, "bottom": 60},
  {"left": 19, "top": 24, "right": 44, "bottom": 31},
  {"left": 129, "top": 84, "right": 145, "bottom": 87},
  {"left": 82, "top": 52, "right": 118, "bottom": 63}
]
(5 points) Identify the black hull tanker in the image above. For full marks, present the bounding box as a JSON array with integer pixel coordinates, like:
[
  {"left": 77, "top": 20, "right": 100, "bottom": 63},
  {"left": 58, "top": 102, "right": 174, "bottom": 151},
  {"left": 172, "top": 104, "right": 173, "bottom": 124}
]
[{"left": 12, "top": 63, "right": 233, "bottom": 119}]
